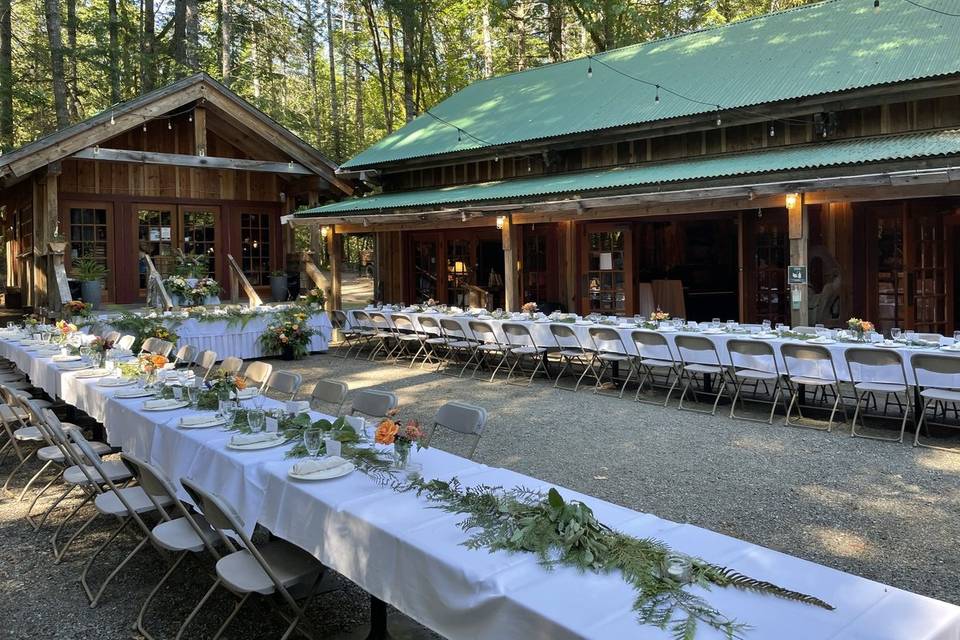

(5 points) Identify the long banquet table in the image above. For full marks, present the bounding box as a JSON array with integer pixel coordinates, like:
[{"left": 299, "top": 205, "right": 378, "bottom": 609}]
[
  {"left": 347, "top": 310, "right": 960, "bottom": 386},
  {"left": 98, "top": 310, "right": 333, "bottom": 360},
  {"left": 2, "top": 333, "right": 959, "bottom": 639}
]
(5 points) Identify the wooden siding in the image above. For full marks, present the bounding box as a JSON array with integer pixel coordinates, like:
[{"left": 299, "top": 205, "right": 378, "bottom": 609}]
[{"left": 381, "top": 94, "right": 960, "bottom": 192}]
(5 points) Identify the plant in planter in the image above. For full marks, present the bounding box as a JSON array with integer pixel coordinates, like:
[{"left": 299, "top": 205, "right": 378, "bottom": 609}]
[
  {"left": 259, "top": 309, "right": 315, "bottom": 360},
  {"left": 270, "top": 270, "right": 289, "bottom": 302},
  {"left": 73, "top": 256, "right": 107, "bottom": 308},
  {"left": 299, "top": 287, "right": 325, "bottom": 310}
]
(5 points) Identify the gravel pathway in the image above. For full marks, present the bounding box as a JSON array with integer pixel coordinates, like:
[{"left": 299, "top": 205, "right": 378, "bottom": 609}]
[{"left": 2, "top": 349, "right": 958, "bottom": 639}]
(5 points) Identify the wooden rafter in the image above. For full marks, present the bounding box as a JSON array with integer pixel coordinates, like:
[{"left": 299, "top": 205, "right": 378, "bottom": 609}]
[{"left": 71, "top": 147, "right": 314, "bottom": 175}]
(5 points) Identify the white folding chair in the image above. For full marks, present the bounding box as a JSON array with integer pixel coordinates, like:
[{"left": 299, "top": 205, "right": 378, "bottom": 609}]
[
  {"left": 631, "top": 330, "right": 681, "bottom": 406},
  {"left": 911, "top": 353, "right": 960, "bottom": 451},
  {"left": 390, "top": 313, "right": 428, "bottom": 367},
  {"left": 140, "top": 337, "right": 174, "bottom": 358},
  {"left": 845, "top": 347, "right": 910, "bottom": 443},
  {"left": 173, "top": 344, "right": 199, "bottom": 368},
  {"left": 675, "top": 335, "right": 731, "bottom": 415},
  {"left": 466, "top": 320, "right": 510, "bottom": 382},
  {"left": 219, "top": 356, "right": 243, "bottom": 376},
  {"left": 416, "top": 315, "right": 449, "bottom": 370},
  {"left": 781, "top": 343, "right": 846, "bottom": 431},
  {"left": 501, "top": 322, "right": 550, "bottom": 386},
  {"left": 310, "top": 379, "right": 348, "bottom": 415},
  {"left": 424, "top": 401, "right": 488, "bottom": 460},
  {"left": 196, "top": 349, "right": 219, "bottom": 381},
  {"left": 180, "top": 477, "right": 327, "bottom": 640},
  {"left": 242, "top": 361, "right": 274, "bottom": 393},
  {"left": 438, "top": 318, "right": 476, "bottom": 377},
  {"left": 265, "top": 371, "right": 303, "bottom": 400},
  {"left": 549, "top": 323, "right": 598, "bottom": 392},
  {"left": 116, "top": 334, "right": 136, "bottom": 351},
  {"left": 349, "top": 389, "right": 398, "bottom": 420},
  {"left": 586, "top": 327, "right": 637, "bottom": 398},
  {"left": 726, "top": 339, "right": 784, "bottom": 424}
]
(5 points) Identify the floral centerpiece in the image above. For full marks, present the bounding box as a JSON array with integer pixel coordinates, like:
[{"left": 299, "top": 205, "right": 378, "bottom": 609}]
[
  {"left": 300, "top": 287, "right": 325, "bottom": 309},
  {"left": 191, "top": 277, "right": 221, "bottom": 304},
  {"left": 208, "top": 369, "right": 246, "bottom": 398},
  {"left": 375, "top": 414, "right": 426, "bottom": 469},
  {"left": 643, "top": 308, "right": 670, "bottom": 329},
  {"left": 164, "top": 275, "right": 191, "bottom": 302},
  {"left": 847, "top": 317, "right": 874, "bottom": 342},
  {"left": 62, "top": 300, "right": 92, "bottom": 320},
  {"left": 88, "top": 336, "right": 113, "bottom": 367},
  {"left": 259, "top": 309, "right": 316, "bottom": 360},
  {"left": 55, "top": 319, "right": 78, "bottom": 344},
  {"left": 521, "top": 301, "right": 538, "bottom": 319}
]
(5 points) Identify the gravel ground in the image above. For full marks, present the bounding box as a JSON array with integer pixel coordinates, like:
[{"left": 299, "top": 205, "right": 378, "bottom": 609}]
[{"left": 2, "top": 348, "right": 959, "bottom": 639}]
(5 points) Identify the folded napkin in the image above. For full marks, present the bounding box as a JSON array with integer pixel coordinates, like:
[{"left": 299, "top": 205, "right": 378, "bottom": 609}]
[
  {"left": 292, "top": 456, "right": 347, "bottom": 475},
  {"left": 285, "top": 400, "right": 310, "bottom": 414},
  {"left": 180, "top": 414, "right": 219, "bottom": 426},
  {"left": 143, "top": 398, "right": 180, "bottom": 409},
  {"left": 230, "top": 432, "right": 278, "bottom": 446}
]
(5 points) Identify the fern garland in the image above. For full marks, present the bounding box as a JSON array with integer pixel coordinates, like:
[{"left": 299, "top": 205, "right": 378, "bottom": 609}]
[{"left": 392, "top": 475, "right": 833, "bottom": 638}]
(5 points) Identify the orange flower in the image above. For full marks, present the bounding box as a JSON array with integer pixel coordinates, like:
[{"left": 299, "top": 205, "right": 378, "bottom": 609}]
[
  {"left": 234, "top": 375, "right": 247, "bottom": 390},
  {"left": 375, "top": 419, "right": 399, "bottom": 445}
]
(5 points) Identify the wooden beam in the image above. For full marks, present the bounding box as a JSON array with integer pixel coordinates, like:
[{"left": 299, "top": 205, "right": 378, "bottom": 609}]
[
  {"left": 71, "top": 147, "right": 313, "bottom": 174},
  {"left": 194, "top": 104, "right": 207, "bottom": 156},
  {"left": 328, "top": 229, "right": 342, "bottom": 311},
  {"left": 788, "top": 194, "right": 809, "bottom": 328},
  {"left": 226, "top": 253, "right": 263, "bottom": 308},
  {"left": 502, "top": 215, "right": 519, "bottom": 312}
]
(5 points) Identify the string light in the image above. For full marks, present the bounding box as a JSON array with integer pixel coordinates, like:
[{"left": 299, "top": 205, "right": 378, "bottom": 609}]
[
  {"left": 109, "top": 111, "right": 115, "bottom": 125},
  {"left": 769, "top": 124, "right": 775, "bottom": 137},
  {"left": 142, "top": 121, "right": 147, "bottom": 132},
  {"left": 716, "top": 109, "right": 722, "bottom": 127},
  {"left": 167, "top": 119, "right": 172, "bottom": 130},
  {"left": 587, "top": 57, "right": 593, "bottom": 78},
  {"left": 874, "top": 0, "right": 880, "bottom": 10},
  {"left": 654, "top": 85, "right": 660, "bottom": 103}
]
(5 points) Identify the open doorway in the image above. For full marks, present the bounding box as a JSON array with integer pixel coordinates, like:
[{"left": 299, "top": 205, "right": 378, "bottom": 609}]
[{"left": 477, "top": 239, "right": 505, "bottom": 310}]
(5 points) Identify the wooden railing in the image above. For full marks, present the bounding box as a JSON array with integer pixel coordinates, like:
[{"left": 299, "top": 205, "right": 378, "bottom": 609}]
[
  {"left": 300, "top": 250, "right": 329, "bottom": 298},
  {"left": 49, "top": 247, "right": 72, "bottom": 311},
  {"left": 141, "top": 252, "right": 173, "bottom": 310},
  {"left": 226, "top": 254, "right": 262, "bottom": 308}
]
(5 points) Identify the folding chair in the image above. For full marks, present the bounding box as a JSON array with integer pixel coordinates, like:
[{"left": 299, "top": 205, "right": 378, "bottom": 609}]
[
  {"left": 331, "top": 310, "right": 364, "bottom": 358},
  {"left": 911, "top": 353, "right": 960, "bottom": 451},
  {"left": 501, "top": 322, "right": 550, "bottom": 386},
  {"left": 631, "top": 330, "right": 681, "bottom": 406},
  {"left": 675, "top": 335, "right": 731, "bottom": 415},
  {"left": 726, "top": 339, "right": 784, "bottom": 424},
  {"left": 390, "top": 313, "right": 428, "bottom": 367},
  {"left": 121, "top": 453, "right": 223, "bottom": 640},
  {"left": 219, "top": 356, "right": 243, "bottom": 376},
  {"left": 549, "top": 324, "right": 598, "bottom": 391},
  {"left": 181, "top": 478, "right": 327, "bottom": 640},
  {"left": 349, "top": 311, "right": 379, "bottom": 359},
  {"left": 417, "top": 315, "right": 449, "bottom": 370},
  {"left": 172, "top": 344, "right": 198, "bottom": 368},
  {"left": 781, "top": 343, "right": 846, "bottom": 431},
  {"left": 141, "top": 337, "right": 174, "bottom": 358},
  {"left": 585, "top": 327, "right": 638, "bottom": 398},
  {"left": 349, "top": 389, "right": 398, "bottom": 421},
  {"left": 844, "top": 348, "right": 911, "bottom": 442},
  {"left": 265, "top": 371, "right": 303, "bottom": 400},
  {"left": 242, "top": 361, "right": 274, "bottom": 393},
  {"left": 116, "top": 334, "right": 136, "bottom": 351},
  {"left": 438, "top": 318, "right": 476, "bottom": 377},
  {"left": 466, "top": 320, "right": 510, "bottom": 382},
  {"left": 309, "top": 379, "right": 348, "bottom": 416},
  {"left": 366, "top": 312, "right": 398, "bottom": 361},
  {"left": 195, "top": 349, "right": 218, "bottom": 381},
  {"left": 102, "top": 330, "right": 121, "bottom": 344},
  {"left": 424, "top": 401, "right": 487, "bottom": 460}
]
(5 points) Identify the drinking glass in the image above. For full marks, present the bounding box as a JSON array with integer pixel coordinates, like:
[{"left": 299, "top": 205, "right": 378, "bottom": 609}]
[
  {"left": 761, "top": 319, "right": 771, "bottom": 331},
  {"left": 776, "top": 322, "right": 786, "bottom": 334},
  {"left": 186, "top": 385, "right": 200, "bottom": 409},
  {"left": 815, "top": 323, "right": 825, "bottom": 331},
  {"left": 248, "top": 409, "right": 266, "bottom": 433},
  {"left": 891, "top": 327, "right": 901, "bottom": 340},
  {"left": 303, "top": 429, "right": 322, "bottom": 459},
  {"left": 953, "top": 331, "right": 960, "bottom": 343}
]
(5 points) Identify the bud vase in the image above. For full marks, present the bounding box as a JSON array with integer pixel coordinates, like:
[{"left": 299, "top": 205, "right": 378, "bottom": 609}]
[{"left": 392, "top": 440, "right": 411, "bottom": 469}]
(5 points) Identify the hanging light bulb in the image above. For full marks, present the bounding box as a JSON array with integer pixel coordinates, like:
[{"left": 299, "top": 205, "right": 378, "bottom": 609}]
[
  {"left": 769, "top": 124, "right": 775, "bottom": 137},
  {"left": 457, "top": 128, "right": 462, "bottom": 142},
  {"left": 167, "top": 119, "right": 172, "bottom": 130},
  {"left": 189, "top": 112, "right": 193, "bottom": 123},
  {"left": 142, "top": 121, "right": 147, "bottom": 132},
  {"left": 109, "top": 112, "right": 115, "bottom": 126},
  {"left": 654, "top": 85, "right": 660, "bottom": 103},
  {"left": 716, "top": 114, "right": 722, "bottom": 127},
  {"left": 874, "top": 0, "right": 880, "bottom": 12},
  {"left": 587, "top": 56, "right": 593, "bottom": 78}
]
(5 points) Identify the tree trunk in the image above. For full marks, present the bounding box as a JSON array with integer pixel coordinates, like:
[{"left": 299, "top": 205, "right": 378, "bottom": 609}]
[
  {"left": 353, "top": 13, "right": 363, "bottom": 144},
  {"left": 305, "top": 0, "right": 321, "bottom": 144},
  {"left": 66, "top": 0, "right": 79, "bottom": 118},
  {"left": 141, "top": 0, "right": 156, "bottom": 91},
  {"left": 44, "top": 0, "right": 70, "bottom": 127},
  {"left": 185, "top": 0, "right": 198, "bottom": 70},
  {"left": 0, "top": 0, "right": 12, "bottom": 149},
  {"left": 219, "top": 0, "right": 232, "bottom": 84},
  {"left": 251, "top": 28, "right": 260, "bottom": 98},
  {"left": 325, "top": 0, "right": 341, "bottom": 160},
  {"left": 399, "top": 2, "right": 416, "bottom": 122},
  {"left": 108, "top": 0, "right": 121, "bottom": 103},
  {"left": 173, "top": 0, "right": 185, "bottom": 70},
  {"left": 362, "top": 0, "right": 392, "bottom": 133},
  {"left": 481, "top": 3, "right": 493, "bottom": 78},
  {"left": 547, "top": 0, "right": 563, "bottom": 63}
]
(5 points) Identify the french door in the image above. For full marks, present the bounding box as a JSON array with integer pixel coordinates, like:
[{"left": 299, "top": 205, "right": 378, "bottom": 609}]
[
  {"left": 134, "top": 204, "right": 221, "bottom": 293},
  {"left": 868, "top": 203, "right": 954, "bottom": 333},
  {"left": 580, "top": 224, "right": 633, "bottom": 315}
]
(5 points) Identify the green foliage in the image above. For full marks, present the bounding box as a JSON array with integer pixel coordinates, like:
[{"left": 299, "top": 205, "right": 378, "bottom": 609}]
[
  {"left": 73, "top": 256, "right": 108, "bottom": 282},
  {"left": 110, "top": 312, "right": 181, "bottom": 352},
  {"left": 395, "top": 476, "right": 833, "bottom": 638}
]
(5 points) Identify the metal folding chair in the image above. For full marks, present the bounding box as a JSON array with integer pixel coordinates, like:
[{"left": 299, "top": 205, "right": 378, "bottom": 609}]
[
  {"left": 310, "top": 379, "right": 348, "bottom": 416},
  {"left": 265, "top": 371, "right": 303, "bottom": 400},
  {"left": 726, "top": 339, "right": 785, "bottom": 424},
  {"left": 675, "top": 335, "right": 731, "bottom": 415},
  {"left": 501, "top": 322, "right": 550, "bottom": 386},
  {"left": 173, "top": 344, "right": 198, "bottom": 368},
  {"left": 631, "top": 330, "right": 681, "bottom": 406},
  {"left": 466, "top": 320, "right": 509, "bottom": 382},
  {"left": 390, "top": 313, "right": 428, "bottom": 367},
  {"left": 911, "top": 353, "right": 960, "bottom": 451},
  {"left": 424, "top": 401, "right": 487, "bottom": 460},
  {"left": 780, "top": 343, "right": 846, "bottom": 431},
  {"left": 549, "top": 324, "right": 597, "bottom": 391},
  {"left": 242, "top": 361, "right": 274, "bottom": 393},
  {"left": 417, "top": 315, "right": 449, "bottom": 370},
  {"left": 585, "top": 327, "right": 638, "bottom": 398},
  {"left": 438, "top": 318, "right": 476, "bottom": 377},
  {"left": 366, "top": 312, "right": 398, "bottom": 361},
  {"left": 349, "top": 389, "right": 398, "bottom": 421},
  {"left": 844, "top": 348, "right": 910, "bottom": 442}
]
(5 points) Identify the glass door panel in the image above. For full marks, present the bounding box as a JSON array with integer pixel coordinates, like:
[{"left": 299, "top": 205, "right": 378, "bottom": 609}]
[
  {"left": 137, "top": 207, "right": 175, "bottom": 289},
  {"left": 181, "top": 208, "right": 217, "bottom": 278},
  {"left": 240, "top": 212, "right": 271, "bottom": 286},
  {"left": 411, "top": 238, "right": 438, "bottom": 303},
  {"left": 446, "top": 239, "right": 471, "bottom": 307},
  {"left": 583, "top": 226, "right": 632, "bottom": 315}
]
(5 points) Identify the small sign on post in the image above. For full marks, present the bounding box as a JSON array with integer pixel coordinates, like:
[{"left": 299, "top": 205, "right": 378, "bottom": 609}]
[{"left": 787, "top": 265, "right": 807, "bottom": 285}]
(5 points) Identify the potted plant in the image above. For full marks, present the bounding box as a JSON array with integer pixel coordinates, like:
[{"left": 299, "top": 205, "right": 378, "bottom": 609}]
[
  {"left": 74, "top": 255, "right": 107, "bottom": 308},
  {"left": 270, "top": 270, "right": 288, "bottom": 302}
]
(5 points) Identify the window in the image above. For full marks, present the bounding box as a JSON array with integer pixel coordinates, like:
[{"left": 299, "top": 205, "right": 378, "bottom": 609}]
[
  {"left": 412, "top": 238, "right": 438, "bottom": 302},
  {"left": 446, "top": 239, "right": 471, "bottom": 307},
  {"left": 182, "top": 209, "right": 216, "bottom": 278},
  {"left": 241, "top": 213, "right": 271, "bottom": 286},
  {"left": 69, "top": 207, "right": 108, "bottom": 273},
  {"left": 523, "top": 233, "right": 548, "bottom": 304},
  {"left": 137, "top": 208, "right": 174, "bottom": 288},
  {"left": 586, "top": 230, "right": 627, "bottom": 314}
]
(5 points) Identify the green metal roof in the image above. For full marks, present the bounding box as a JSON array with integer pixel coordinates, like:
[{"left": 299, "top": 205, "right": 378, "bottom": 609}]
[
  {"left": 299, "top": 129, "right": 960, "bottom": 216},
  {"left": 343, "top": 0, "right": 960, "bottom": 169}
]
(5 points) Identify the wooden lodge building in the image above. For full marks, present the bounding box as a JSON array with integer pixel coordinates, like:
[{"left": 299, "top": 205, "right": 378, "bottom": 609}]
[
  {"left": 0, "top": 73, "right": 353, "bottom": 309},
  {"left": 296, "top": 0, "right": 960, "bottom": 334}
]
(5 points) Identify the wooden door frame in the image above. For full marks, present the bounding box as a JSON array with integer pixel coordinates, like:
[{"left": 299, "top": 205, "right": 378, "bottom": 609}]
[
  {"left": 178, "top": 203, "right": 223, "bottom": 284},
  {"left": 579, "top": 222, "right": 634, "bottom": 315},
  {"left": 58, "top": 199, "right": 116, "bottom": 303},
  {"left": 406, "top": 231, "right": 443, "bottom": 304},
  {"left": 227, "top": 204, "right": 283, "bottom": 292},
  {"left": 519, "top": 223, "right": 560, "bottom": 305}
]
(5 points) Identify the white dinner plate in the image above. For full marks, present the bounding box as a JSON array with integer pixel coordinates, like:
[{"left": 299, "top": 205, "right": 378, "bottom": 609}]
[
  {"left": 940, "top": 345, "right": 960, "bottom": 353},
  {"left": 115, "top": 389, "right": 155, "bottom": 399},
  {"left": 142, "top": 400, "right": 190, "bottom": 411},
  {"left": 51, "top": 354, "right": 81, "bottom": 362},
  {"left": 58, "top": 363, "right": 92, "bottom": 371},
  {"left": 227, "top": 436, "right": 286, "bottom": 451},
  {"left": 179, "top": 416, "right": 225, "bottom": 429},
  {"left": 877, "top": 342, "right": 901, "bottom": 349},
  {"left": 701, "top": 329, "right": 725, "bottom": 334},
  {"left": 98, "top": 378, "right": 137, "bottom": 388},
  {"left": 808, "top": 338, "right": 836, "bottom": 345},
  {"left": 75, "top": 368, "right": 110, "bottom": 379},
  {"left": 288, "top": 462, "right": 355, "bottom": 481},
  {"left": 750, "top": 334, "right": 778, "bottom": 340}
]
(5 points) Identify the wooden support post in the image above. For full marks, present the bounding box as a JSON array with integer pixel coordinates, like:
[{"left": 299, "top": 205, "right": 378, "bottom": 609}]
[
  {"left": 737, "top": 212, "right": 747, "bottom": 323},
  {"left": 502, "top": 215, "right": 520, "bottom": 312},
  {"left": 561, "top": 220, "right": 577, "bottom": 314},
  {"left": 328, "top": 227, "right": 342, "bottom": 311},
  {"left": 788, "top": 194, "right": 809, "bottom": 327},
  {"left": 194, "top": 105, "right": 207, "bottom": 156}
]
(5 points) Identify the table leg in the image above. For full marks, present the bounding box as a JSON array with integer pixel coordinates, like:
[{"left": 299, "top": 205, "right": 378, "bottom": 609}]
[{"left": 364, "top": 596, "right": 391, "bottom": 640}]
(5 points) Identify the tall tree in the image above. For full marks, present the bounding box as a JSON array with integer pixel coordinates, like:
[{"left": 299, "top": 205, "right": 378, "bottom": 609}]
[
  {"left": 325, "top": 0, "right": 341, "bottom": 159},
  {"left": 66, "top": 0, "right": 79, "bottom": 118},
  {"left": 0, "top": 0, "right": 11, "bottom": 149},
  {"left": 219, "top": 0, "right": 232, "bottom": 84},
  {"left": 141, "top": 0, "right": 156, "bottom": 91},
  {"left": 481, "top": 2, "right": 494, "bottom": 78},
  {"left": 108, "top": 0, "right": 121, "bottom": 103},
  {"left": 44, "top": 0, "right": 70, "bottom": 127}
]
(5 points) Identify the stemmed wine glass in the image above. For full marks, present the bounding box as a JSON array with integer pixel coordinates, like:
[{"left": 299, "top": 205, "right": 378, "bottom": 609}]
[{"left": 303, "top": 428, "right": 322, "bottom": 459}]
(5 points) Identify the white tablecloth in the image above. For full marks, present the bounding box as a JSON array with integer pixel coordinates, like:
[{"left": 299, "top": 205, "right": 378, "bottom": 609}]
[
  {"left": 2, "top": 333, "right": 959, "bottom": 639},
  {"left": 173, "top": 314, "right": 332, "bottom": 359},
  {"left": 348, "top": 310, "right": 960, "bottom": 386}
]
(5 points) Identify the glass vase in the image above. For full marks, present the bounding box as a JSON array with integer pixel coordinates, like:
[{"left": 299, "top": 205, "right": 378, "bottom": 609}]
[{"left": 392, "top": 440, "right": 412, "bottom": 469}]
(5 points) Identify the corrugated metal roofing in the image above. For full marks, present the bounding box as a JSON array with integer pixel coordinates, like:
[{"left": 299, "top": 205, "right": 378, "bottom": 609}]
[
  {"left": 299, "top": 129, "right": 960, "bottom": 215},
  {"left": 343, "top": 0, "right": 960, "bottom": 169}
]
